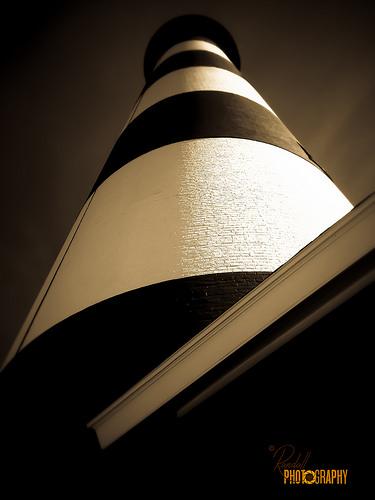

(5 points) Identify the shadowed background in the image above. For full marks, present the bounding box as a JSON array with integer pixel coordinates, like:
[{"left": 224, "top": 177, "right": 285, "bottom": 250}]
[{"left": 0, "top": 0, "right": 374, "bottom": 363}]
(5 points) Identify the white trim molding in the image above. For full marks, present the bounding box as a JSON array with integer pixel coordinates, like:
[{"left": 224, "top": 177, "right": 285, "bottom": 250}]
[{"left": 88, "top": 193, "right": 373, "bottom": 448}]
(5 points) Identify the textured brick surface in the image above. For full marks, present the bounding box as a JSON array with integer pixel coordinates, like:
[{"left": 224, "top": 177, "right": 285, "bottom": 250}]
[
  {"left": 22, "top": 139, "right": 352, "bottom": 347},
  {"left": 178, "top": 138, "right": 352, "bottom": 274},
  {"left": 171, "top": 271, "right": 271, "bottom": 328}
]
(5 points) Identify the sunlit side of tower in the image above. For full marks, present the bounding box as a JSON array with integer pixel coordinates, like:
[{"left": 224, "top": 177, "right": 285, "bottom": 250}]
[{"left": 2, "top": 15, "right": 352, "bottom": 458}]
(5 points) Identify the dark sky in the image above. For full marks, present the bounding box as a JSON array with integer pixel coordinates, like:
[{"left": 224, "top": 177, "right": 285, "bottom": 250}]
[{"left": 1, "top": 0, "right": 374, "bottom": 363}]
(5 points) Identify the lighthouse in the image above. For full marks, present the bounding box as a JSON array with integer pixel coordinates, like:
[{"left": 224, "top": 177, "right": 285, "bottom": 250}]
[{"left": 2, "top": 15, "right": 372, "bottom": 483}]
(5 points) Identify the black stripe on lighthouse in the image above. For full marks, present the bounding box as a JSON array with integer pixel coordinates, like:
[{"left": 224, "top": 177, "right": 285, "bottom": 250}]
[
  {"left": 143, "top": 50, "right": 241, "bottom": 89},
  {"left": 91, "top": 91, "right": 316, "bottom": 192},
  {"left": 2, "top": 272, "right": 271, "bottom": 419}
]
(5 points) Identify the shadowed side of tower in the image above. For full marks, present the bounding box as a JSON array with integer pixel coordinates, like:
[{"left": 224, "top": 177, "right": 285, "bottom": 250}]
[{"left": 1, "top": 15, "right": 352, "bottom": 472}]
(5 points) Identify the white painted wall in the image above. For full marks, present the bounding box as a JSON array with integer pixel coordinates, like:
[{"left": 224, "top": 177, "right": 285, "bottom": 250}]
[
  {"left": 154, "top": 39, "right": 230, "bottom": 68},
  {"left": 21, "top": 138, "right": 352, "bottom": 348},
  {"left": 132, "top": 66, "right": 276, "bottom": 120}
]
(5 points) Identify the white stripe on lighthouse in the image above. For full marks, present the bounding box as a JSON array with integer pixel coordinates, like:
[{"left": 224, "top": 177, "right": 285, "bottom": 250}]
[
  {"left": 3, "top": 194, "right": 95, "bottom": 364},
  {"left": 154, "top": 39, "right": 230, "bottom": 68},
  {"left": 21, "top": 138, "right": 352, "bottom": 349},
  {"left": 131, "top": 66, "right": 276, "bottom": 121}
]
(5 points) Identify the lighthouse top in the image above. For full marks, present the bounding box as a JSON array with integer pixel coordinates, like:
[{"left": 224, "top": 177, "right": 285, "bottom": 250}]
[{"left": 143, "top": 14, "right": 241, "bottom": 81}]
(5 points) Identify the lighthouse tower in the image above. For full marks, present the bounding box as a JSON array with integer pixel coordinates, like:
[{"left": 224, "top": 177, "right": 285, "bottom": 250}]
[{"left": 2, "top": 15, "right": 353, "bottom": 465}]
